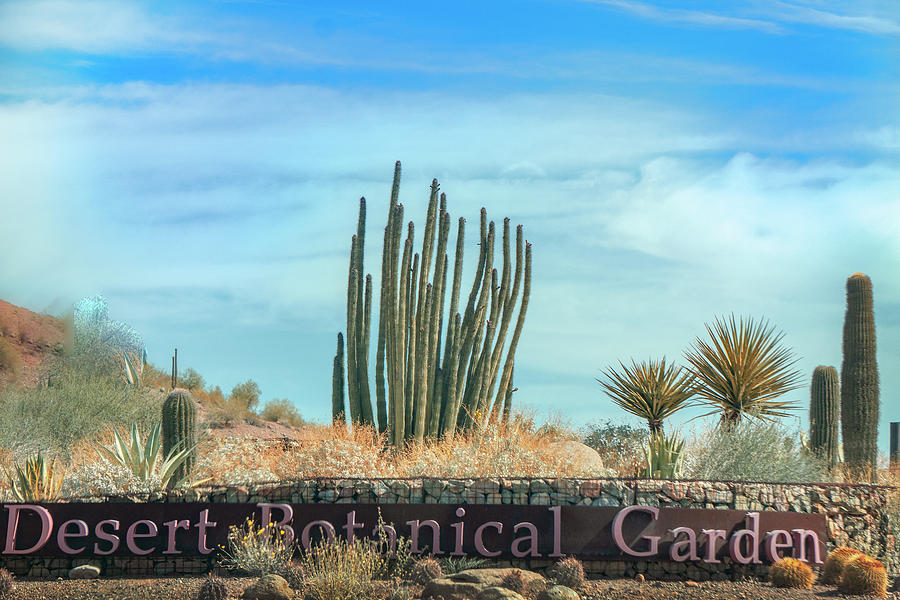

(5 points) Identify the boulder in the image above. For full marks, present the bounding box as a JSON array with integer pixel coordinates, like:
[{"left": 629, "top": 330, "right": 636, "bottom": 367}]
[
  {"left": 68, "top": 564, "right": 101, "bottom": 579},
  {"left": 548, "top": 440, "right": 604, "bottom": 474},
  {"left": 476, "top": 586, "right": 527, "bottom": 600},
  {"left": 242, "top": 574, "right": 293, "bottom": 600},
  {"left": 537, "top": 585, "right": 580, "bottom": 600},
  {"left": 423, "top": 568, "right": 545, "bottom": 600}
]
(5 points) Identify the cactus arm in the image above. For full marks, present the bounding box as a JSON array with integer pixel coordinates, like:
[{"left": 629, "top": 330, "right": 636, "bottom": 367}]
[
  {"left": 332, "top": 333, "right": 345, "bottom": 423},
  {"left": 358, "top": 274, "right": 374, "bottom": 424},
  {"left": 810, "top": 365, "right": 840, "bottom": 468},
  {"left": 405, "top": 252, "right": 420, "bottom": 439},
  {"left": 492, "top": 242, "right": 531, "bottom": 416}
]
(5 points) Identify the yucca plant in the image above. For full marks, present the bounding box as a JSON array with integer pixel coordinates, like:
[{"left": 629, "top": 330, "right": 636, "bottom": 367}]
[
  {"left": 642, "top": 430, "right": 685, "bottom": 479},
  {"left": 4, "top": 452, "right": 64, "bottom": 501},
  {"left": 94, "top": 422, "right": 198, "bottom": 490},
  {"left": 597, "top": 357, "right": 696, "bottom": 434},
  {"left": 684, "top": 314, "right": 802, "bottom": 426}
]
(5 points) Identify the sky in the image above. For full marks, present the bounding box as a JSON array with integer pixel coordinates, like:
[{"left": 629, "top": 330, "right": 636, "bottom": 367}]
[{"left": 0, "top": 0, "right": 898, "bottom": 448}]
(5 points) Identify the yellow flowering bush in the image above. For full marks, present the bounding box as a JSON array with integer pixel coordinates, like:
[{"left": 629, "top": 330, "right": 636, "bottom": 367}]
[{"left": 218, "top": 516, "right": 295, "bottom": 576}]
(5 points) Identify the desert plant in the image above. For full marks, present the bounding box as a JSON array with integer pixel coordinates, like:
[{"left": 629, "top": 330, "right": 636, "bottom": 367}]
[
  {"left": 810, "top": 366, "right": 841, "bottom": 468},
  {"left": 581, "top": 420, "right": 647, "bottom": 477},
  {"left": 769, "top": 557, "right": 815, "bottom": 588},
  {"left": 277, "top": 561, "right": 305, "bottom": 591},
  {"left": 839, "top": 554, "right": 887, "bottom": 597},
  {"left": 261, "top": 398, "right": 306, "bottom": 427},
  {"left": 218, "top": 516, "right": 295, "bottom": 576},
  {"left": 408, "top": 556, "right": 442, "bottom": 584},
  {"left": 642, "top": 430, "right": 685, "bottom": 479},
  {"left": 299, "top": 536, "right": 382, "bottom": 600},
  {"left": 230, "top": 380, "right": 262, "bottom": 412},
  {"left": 94, "top": 421, "right": 197, "bottom": 490},
  {"left": 437, "top": 555, "right": 487, "bottom": 574},
  {"left": 547, "top": 557, "right": 584, "bottom": 589},
  {"left": 841, "top": 273, "right": 880, "bottom": 477},
  {"left": 683, "top": 420, "right": 830, "bottom": 483},
  {"left": 597, "top": 358, "right": 695, "bottom": 434},
  {"left": 196, "top": 574, "right": 228, "bottom": 600},
  {"left": 0, "top": 338, "right": 22, "bottom": 380},
  {"left": 501, "top": 569, "right": 527, "bottom": 595},
  {"left": 0, "top": 567, "right": 14, "bottom": 597},
  {"left": 162, "top": 388, "right": 197, "bottom": 489},
  {"left": 823, "top": 546, "right": 865, "bottom": 584},
  {"left": 4, "top": 452, "right": 64, "bottom": 501},
  {"left": 684, "top": 314, "right": 803, "bottom": 426},
  {"left": 334, "top": 162, "right": 533, "bottom": 445},
  {"left": 71, "top": 295, "right": 144, "bottom": 381}
]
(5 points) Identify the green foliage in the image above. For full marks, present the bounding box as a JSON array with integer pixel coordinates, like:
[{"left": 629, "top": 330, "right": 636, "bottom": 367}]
[
  {"left": 180, "top": 368, "right": 206, "bottom": 392},
  {"left": 219, "top": 516, "right": 295, "bottom": 576},
  {"left": 261, "top": 398, "right": 306, "bottom": 428},
  {"left": 71, "top": 295, "right": 143, "bottom": 382},
  {"left": 298, "top": 536, "right": 381, "bottom": 600},
  {"left": 94, "top": 422, "right": 197, "bottom": 490},
  {"left": 161, "top": 389, "right": 197, "bottom": 489},
  {"left": 337, "top": 162, "right": 533, "bottom": 445},
  {"left": 4, "top": 452, "right": 64, "bottom": 501},
  {"left": 437, "top": 555, "right": 487, "bottom": 574},
  {"left": 642, "top": 430, "right": 685, "bottom": 479},
  {"left": 597, "top": 357, "right": 695, "bottom": 433},
  {"left": 0, "top": 366, "right": 162, "bottom": 457},
  {"left": 683, "top": 420, "right": 831, "bottom": 483},
  {"left": 684, "top": 314, "right": 803, "bottom": 425},
  {"left": 581, "top": 420, "right": 647, "bottom": 477},
  {"left": 809, "top": 365, "right": 841, "bottom": 468},
  {"left": 841, "top": 273, "right": 880, "bottom": 477},
  {"left": 230, "top": 379, "right": 262, "bottom": 412}
]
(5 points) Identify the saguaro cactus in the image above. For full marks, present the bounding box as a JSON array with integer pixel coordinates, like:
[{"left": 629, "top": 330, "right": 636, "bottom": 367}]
[
  {"left": 810, "top": 365, "right": 840, "bottom": 467},
  {"left": 332, "top": 333, "right": 345, "bottom": 423},
  {"left": 840, "top": 273, "right": 879, "bottom": 476},
  {"left": 336, "top": 162, "right": 532, "bottom": 445},
  {"left": 162, "top": 388, "right": 197, "bottom": 488}
]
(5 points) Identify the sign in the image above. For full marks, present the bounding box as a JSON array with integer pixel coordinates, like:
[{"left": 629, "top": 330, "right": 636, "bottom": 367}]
[{"left": 1, "top": 503, "right": 827, "bottom": 564}]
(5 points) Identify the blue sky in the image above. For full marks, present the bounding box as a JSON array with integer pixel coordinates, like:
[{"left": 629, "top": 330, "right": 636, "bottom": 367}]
[{"left": 1, "top": 1, "right": 898, "bottom": 447}]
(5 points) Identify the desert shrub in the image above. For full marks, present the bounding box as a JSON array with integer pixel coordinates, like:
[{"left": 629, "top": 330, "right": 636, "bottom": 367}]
[
  {"left": 0, "top": 568, "right": 14, "bottom": 597},
  {"left": 839, "top": 554, "right": 887, "bottom": 597},
  {"left": 0, "top": 366, "right": 162, "bottom": 458},
  {"left": 277, "top": 561, "right": 305, "bottom": 590},
  {"left": 769, "top": 557, "right": 815, "bottom": 588},
  {"left": 683, "top": 420, "right": 832, "bottom": 483},
  {"left": 547, "top": 557, "right": 584, "bottom": 589},
  {"left": 261, "top": 398, "right": 306, "bottom": 427},
  {"left": 408, "top": 556, "right": 442, "bottom": 584},
  {"left": 0, "top": 338, "right": 22, "bottom": 379},
  {"left": 581, "top": 420, "right": 647, "bottom": 477},
  {"left": 438, "top": 555, "right": 487, "bottom": 574},
  {"left": 823, "top": 546, "right": 864, "bottom": 584},
  {"left": 229, "top": 379, "right": 261, "bottom": 412},
  {"left": 60, "top": 457, "right": 165, "bottom": 498},
  {"left": 180, "top": 368, "right": 206, "bottom": 392},
  {"left": 219, "top": 516, "right": 295, "bottom": 576},
  {"left": 299, "top": 536, "right": 382, "bottom": 600}
]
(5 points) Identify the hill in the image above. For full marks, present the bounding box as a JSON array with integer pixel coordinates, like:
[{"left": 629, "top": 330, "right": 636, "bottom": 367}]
[{"left": 0, "top": 299, "right": 66, "bottom": 387}]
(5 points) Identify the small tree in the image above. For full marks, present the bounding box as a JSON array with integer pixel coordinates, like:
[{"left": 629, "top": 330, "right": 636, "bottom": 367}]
[{"left": 230, "top": 379, "right": 261, "bottom": 412}]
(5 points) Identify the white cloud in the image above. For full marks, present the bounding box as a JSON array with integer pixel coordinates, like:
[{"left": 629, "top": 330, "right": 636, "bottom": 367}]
[{"left": 582, "top": 0, "right": 783, "bottom": 33}]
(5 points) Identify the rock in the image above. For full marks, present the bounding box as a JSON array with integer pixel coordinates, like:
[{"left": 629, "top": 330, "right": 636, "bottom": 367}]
[
  {"left": 548, "top": 441, "right": 605, "bottom": 474},
  {"left": 68, "top": 564, "right": 100, "bottom": 579},
  {"left": 242, "top": 574, "right": 293, "bottom": 600},
  {"left": 476, "top": 586, "right": 527, "bottom": 600},
  {"left": 423, "top": 568, "right": 545, "bottom": 600},
  {"left": 537, "top": 584, "right": 580, "bottom": 600},
  {"left": 635, "top": 573, "right": 645, "bottom": 583},
  {"left": 685, "top": 580, "right": 700, "bottom": 588}
]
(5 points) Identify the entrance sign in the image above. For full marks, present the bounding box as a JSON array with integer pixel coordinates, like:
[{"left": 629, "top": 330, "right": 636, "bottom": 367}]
[{"left": 2, "top": 503, "right": 826, "bottom": 564}]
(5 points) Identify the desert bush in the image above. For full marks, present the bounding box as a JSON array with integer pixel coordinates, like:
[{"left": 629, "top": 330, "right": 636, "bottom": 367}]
[
  {"left": 581, "top": 420, "right": 647, "bottom": 477},
  {"left": 230, "top": 379, "right": 261, "bottom": 412},
  {"left": 683, "top": 420, "right": 832, "bottom": 483},
  {"left": 547, "top": 557, "right": 584, "bottom": 589},
  {"left": 60, "top": 457, "right": 165, "bottom": 498},
  {"left": 408, "top": 556, "right": 442, "bottom": 584},
  {"left": 769, "top": 557, "right": 815, "bottom": 588},
  {"left": 261, "top": 398, "right": 306, "bottom": 427},
  {"left": 299, "top": 536, "right": 382, "bottom": 600},
  {"left": 219, "top": 516, "right": 295, "bottom": 576},
  {"left": 0, "top": 338, "right": 22, "bottom": 379},
  {"left": 277, "top": 561, "right": 305, "bottom": 591},
  {"left": 180, "top": 368, "right": 206, "bottom": 391}
]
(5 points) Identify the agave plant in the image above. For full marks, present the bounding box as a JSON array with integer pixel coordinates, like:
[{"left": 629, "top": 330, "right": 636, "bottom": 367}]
[
  {"left": 642, "top": 430, "right": 685, "bottom": 479},
  {"left": 684, "top": 314, "right": 803, "bottom": 426},
  {"left": 94, "top": 422, "right": 198, "bottom": 490},
  {"left": 121, "top": 350, "right": 142, "bottom": 386},
  {"left": 4, "top": 452, "right": 65, "bottom": 501},
  {"left": 597, "top": 358, "right": 696, "bottom": 434}
]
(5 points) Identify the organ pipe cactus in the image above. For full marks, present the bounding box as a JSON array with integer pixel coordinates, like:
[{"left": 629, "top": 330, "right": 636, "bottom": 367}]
[
  {"left": 840, "top": 273, "right": 879, "bottom": 477},
  {"left": 809, "top": 365, "right": 840, "bottom": 468},
  {"left": 336, "top": 162, "right": 532, "bottom": 445},
  {"left": 332, "top": 333, "right": 345, "bottom": 423},
  {"left": 161, "top": 388, "right": 197, "bottom": 489}
]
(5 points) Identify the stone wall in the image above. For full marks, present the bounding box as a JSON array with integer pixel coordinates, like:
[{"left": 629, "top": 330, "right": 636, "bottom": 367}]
[{"left": 2, "top": 478, "right": 897, "bottom": 579}]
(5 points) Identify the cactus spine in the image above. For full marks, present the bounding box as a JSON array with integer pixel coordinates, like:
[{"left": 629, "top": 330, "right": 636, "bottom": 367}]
[
  {"left": 335, "top": 162, "right": 532, "bottom": 446},
  {"left": 161, "top": 388, "right": 197, "bottom": 488},
  {"left": 810, "top": 365, "right": 840, "bottom": 467},
  {"left": 840, "top": 273, "right": 879, "bottom": 476}
]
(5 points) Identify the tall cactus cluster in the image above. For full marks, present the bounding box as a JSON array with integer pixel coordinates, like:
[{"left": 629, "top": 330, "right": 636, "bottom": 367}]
[
  {"left": 162, "top": 388, "right": 197, "bottom": 488},
  {"left": 840, "top": 273, "right": 879, "bottom": 476},
  {"left": 809, "top": 365, "right": 840, "bottom": 467},
  {"left": 333, "top": 162, "right": 532, "bottom": 446}
]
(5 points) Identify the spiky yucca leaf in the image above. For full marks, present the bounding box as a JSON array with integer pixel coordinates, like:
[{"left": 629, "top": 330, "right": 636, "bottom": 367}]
[
  {"left": 684, "top": 315, "right": 802, "bottom": 425},
  {"left": 95, "top": 422, "right": 197, "bottom": 490},
  {"left": 4, "top": 452, "right": 64, "bottom": 501},
  {"left": 121, "top": 350, "right": 142, "bottom": 386},
  {"left": 642, "top": 430, "right": 685, "bottom": 479},
  {"left": 597, "top": 357, "right": 695, "bottom": 433}
]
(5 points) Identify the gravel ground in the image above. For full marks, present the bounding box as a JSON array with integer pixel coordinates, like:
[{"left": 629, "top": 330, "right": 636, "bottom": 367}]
[{"left": 7, "top": 576, "right": 900, "bottom": 600}]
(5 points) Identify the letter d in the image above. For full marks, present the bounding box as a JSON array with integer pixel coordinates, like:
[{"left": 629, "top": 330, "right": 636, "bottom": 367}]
[{"left": 4, "top": 505, "right": 53, "bottom": 554}]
